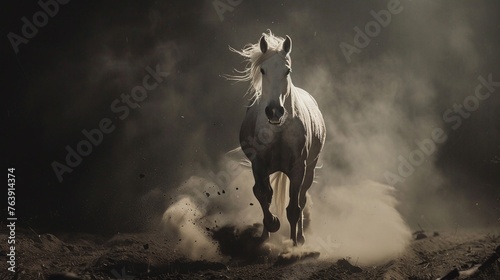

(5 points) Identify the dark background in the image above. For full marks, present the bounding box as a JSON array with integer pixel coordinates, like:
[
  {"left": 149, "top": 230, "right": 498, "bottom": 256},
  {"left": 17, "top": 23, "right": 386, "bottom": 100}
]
[{"left": 3, "top": 0, "right": 499, "bottom": 233}]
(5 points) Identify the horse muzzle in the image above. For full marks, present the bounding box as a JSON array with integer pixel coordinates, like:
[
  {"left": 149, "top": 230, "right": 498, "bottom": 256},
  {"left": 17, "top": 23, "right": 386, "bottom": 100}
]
[{"left": 265, "top": 105, "right": 286, "bottom": 125}]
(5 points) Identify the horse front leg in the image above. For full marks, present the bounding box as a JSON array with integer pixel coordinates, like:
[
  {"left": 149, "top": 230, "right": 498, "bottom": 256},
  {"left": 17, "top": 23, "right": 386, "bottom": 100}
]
[
  {"left": 287, "top": 162, "right": 306, "bottom": 246},
  {"left": 252, "top": 161, "right": 280, "bottom": 240},
  {"left": 297, "top": 165, "right": 315, "bottom": 245}
]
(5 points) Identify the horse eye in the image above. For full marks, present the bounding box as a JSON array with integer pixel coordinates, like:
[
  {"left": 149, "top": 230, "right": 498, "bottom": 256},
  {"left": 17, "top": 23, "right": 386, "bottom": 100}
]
[{"left": 260, "top": 68, "right": 265, "bottom": 75}]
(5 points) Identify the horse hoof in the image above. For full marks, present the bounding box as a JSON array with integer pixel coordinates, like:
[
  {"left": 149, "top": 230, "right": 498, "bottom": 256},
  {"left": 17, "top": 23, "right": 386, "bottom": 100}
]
[{"left": 264, "top": 215, "right": 280, "bottom": 233}]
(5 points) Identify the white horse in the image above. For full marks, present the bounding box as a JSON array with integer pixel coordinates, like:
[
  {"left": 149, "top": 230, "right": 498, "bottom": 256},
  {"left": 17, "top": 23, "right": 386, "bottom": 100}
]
[{"left": 227, "top": 31, "right": 326, "bottom": 245}]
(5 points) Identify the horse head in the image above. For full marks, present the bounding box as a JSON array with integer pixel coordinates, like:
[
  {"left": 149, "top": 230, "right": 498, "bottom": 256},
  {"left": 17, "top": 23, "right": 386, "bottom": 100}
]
[{"left": 259, "top": 35, "right": 293, "bottom": 125}]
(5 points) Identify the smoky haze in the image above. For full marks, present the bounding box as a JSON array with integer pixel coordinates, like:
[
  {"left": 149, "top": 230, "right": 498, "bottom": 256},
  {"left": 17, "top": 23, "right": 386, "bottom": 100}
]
[{"left": 5, "top": 0, "right": 499, "bottom": 259}]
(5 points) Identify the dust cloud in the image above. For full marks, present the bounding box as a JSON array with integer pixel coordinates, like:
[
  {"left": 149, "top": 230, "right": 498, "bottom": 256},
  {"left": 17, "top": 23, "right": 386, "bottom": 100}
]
[
  {"left": 159, "top": 64, "right": 416, "bottom": 263},
  {"left": 161, "top": 161, "right": 262, "bottom": 261}
]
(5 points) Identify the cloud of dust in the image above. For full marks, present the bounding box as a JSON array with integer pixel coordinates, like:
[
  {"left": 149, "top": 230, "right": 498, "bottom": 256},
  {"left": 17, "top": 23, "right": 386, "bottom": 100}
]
[
  {"left": 161, "top": 161, "right": 263, "bottom": 261},
  {"left": 160, "top": 158, "right": 411, "bottom": 265},
  {"left": 159, "top": 59, "right": 417, "bottom": 264},
  {"left": 305, "top": 181, "right": 411, "bottom": 265}
]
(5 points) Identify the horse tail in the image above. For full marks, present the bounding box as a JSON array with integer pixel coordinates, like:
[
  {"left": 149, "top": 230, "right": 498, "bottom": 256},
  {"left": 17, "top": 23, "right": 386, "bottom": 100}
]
[
  {"left": 227, "top": 147, "right": 288, "bottom": 217},
  {"left": 270, "top": 172, "right": 289, "bottom": 219}
]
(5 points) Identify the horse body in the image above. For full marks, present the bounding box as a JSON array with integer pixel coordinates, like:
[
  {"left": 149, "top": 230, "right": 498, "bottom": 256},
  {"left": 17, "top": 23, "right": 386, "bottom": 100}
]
[
  {"left": 240, "top": 86, "right": 324, "bottom": 173},
  {"left": 230, "top": 31, "right": 325, "bottom": 245}
]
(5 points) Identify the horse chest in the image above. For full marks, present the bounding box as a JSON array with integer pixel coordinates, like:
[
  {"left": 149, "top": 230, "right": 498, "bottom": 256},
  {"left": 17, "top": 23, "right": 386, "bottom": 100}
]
[{"left": 244, "top": 111, "right": 306, "bottom": 170}]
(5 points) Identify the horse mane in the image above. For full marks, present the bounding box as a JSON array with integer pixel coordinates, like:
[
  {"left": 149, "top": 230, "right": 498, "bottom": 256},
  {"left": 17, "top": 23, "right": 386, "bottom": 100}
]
[
  {"left": 227, "top": 30, "right": 325, "bottom": 145},
  {"left": 291, "top": 84, "right": 326, "bottom": 147},
  {"left": 225, "top": 30, "right": 290, "bottom": 105}
]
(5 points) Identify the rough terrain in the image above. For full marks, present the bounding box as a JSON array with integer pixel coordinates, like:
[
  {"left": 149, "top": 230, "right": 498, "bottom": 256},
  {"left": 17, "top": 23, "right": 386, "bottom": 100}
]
[{"left": 1, "top": 227, "right": 499, "bottom": 279}]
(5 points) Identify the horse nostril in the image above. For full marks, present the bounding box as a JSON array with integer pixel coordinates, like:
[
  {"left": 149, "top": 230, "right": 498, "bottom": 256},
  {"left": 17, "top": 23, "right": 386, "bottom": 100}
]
[
  {"left": 277, "top": 107, "right": 285, "bottom": 117},
  {"left": 265, "top": 106, "right": 273, "bottom": 119}
]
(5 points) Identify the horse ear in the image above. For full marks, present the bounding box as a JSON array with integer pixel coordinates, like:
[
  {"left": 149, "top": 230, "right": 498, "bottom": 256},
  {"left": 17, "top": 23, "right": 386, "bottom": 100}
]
[
  {"left": 283, "top": 35, "right": 292, "bottom": 55},
  {"left": 259, "top": 36, "right": 268, "bottom": 54}
]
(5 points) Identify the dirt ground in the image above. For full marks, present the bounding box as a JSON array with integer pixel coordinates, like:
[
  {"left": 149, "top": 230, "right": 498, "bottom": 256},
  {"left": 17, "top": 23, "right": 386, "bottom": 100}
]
[{"left": 1, "top": 227, "right": 499, "bottom": 280}]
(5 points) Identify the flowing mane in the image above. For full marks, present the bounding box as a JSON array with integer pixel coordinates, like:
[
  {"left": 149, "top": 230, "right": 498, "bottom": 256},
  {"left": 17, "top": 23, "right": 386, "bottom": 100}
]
[
  {"left": 290, "top": 85, "right": 326, "bottom": 149},
  {"left": 225, "top": 30, "right": 291, "bottom": 104}
]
